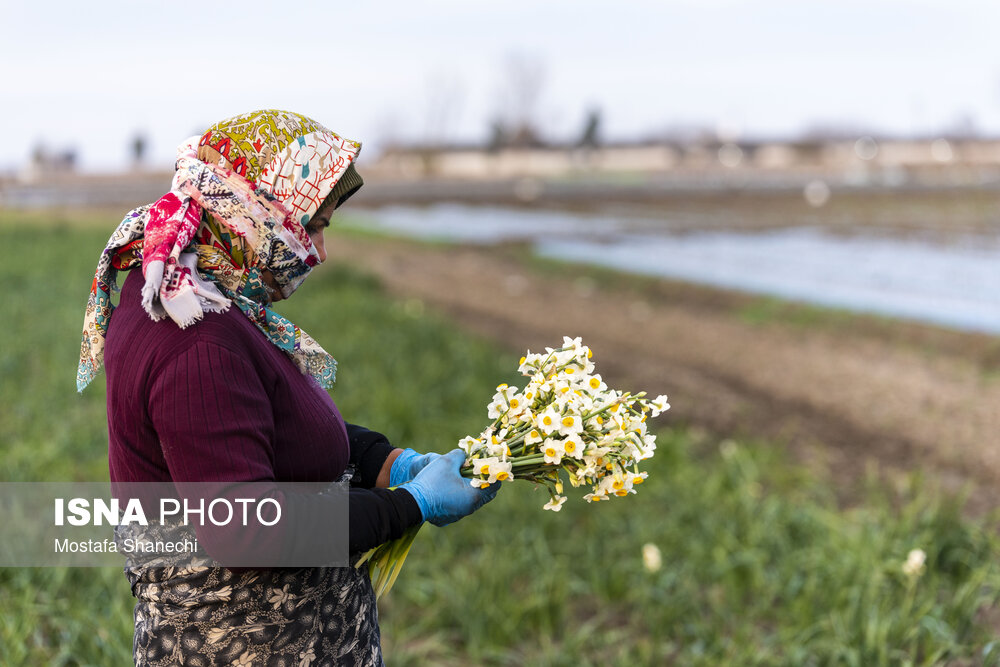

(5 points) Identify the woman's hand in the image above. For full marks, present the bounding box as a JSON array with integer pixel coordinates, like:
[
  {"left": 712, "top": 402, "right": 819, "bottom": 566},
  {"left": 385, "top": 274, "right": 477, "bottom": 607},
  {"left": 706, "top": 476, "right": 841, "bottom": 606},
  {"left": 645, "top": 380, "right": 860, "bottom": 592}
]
[
  {"left": 388, "top": 448, "right": 441, "bottom": 487},
  {"left": 402, "top": 449, "right": 501, "bottom": 527}
]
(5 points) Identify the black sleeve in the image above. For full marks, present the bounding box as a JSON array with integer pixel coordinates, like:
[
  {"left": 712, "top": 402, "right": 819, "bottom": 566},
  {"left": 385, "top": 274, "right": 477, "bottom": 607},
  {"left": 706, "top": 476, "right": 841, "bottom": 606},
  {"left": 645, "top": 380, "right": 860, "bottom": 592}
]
[
  {"left": 349, "top": 487, "right": 423, "bottom": 553},
  {"left": 344, "top": 423, "right": 423, "bottom": 553},
  {"left": 345, "top": 423, "right": 396, "bottom": 489}
]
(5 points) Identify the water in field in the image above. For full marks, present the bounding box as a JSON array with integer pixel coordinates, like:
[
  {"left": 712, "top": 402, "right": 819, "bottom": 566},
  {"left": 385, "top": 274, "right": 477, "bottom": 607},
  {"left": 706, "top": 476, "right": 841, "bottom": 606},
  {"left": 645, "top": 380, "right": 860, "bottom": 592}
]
[{"left": 351, "top": 204, "right": 1000, "bottom": 334}]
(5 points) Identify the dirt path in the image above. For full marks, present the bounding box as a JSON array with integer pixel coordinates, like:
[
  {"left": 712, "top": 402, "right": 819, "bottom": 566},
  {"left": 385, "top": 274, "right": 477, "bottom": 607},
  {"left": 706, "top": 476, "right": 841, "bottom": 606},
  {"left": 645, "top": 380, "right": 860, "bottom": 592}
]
[{"left": 328, "top": 233, "right": 1000, "bottom": 509}]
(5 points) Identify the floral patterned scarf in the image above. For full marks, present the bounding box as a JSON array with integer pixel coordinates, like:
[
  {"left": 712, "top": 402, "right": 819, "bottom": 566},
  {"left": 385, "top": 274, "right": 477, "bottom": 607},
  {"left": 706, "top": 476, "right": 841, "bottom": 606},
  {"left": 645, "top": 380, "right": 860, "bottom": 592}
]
[{"left": 77, "top": 109, "right": 363, "bottom": 392}]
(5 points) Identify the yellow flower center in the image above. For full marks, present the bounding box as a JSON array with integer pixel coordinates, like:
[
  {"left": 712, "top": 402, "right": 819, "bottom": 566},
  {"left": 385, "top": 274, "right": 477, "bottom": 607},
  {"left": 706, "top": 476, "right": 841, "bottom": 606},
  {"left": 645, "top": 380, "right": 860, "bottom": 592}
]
[
  {"left": 587, "top": 349, "right": 593, "bottom": 359},
  {"left": 519, "top": 356, "right": 526, "bottom": 365},
  {"left": 496, "top": 471, "right": 509, "bottom": 481},
  {"left": 565, "top": 442, "right": 577, "bottom": 453},
  {"left": 633, "top": 477, "right": 644, "bottom": 485},
  {"left": 545, "top": 447, "right": 557, "bottom": 457},
  {"left": 562, "top": 417, "right": 575, "bottom": 428},
  {"left": 565, "top": 367, "right": 575, "bottom": 375},
  {"left": 613, "top": 479, "right": 625, "bottom": 490},
  {"left": 511, "top": 398, "right": 520, "bottom": 408},
  {"left": 615, "top": 489, "right": 629, "bottom": 497},
  {"left": 530, "top": 430, "right": 540, "bottom": 439},
  {"left": 542, "top": 416, "right": 552, "bottom": 426},
  {"left": 596, "top": 416, "right": 604, "bottom": 425},
  {"left": 481, "top": 464, "right": 490, "bottom": 474},
  {"left": 589, "top": 378, "right": 600, "bottom": 389}
]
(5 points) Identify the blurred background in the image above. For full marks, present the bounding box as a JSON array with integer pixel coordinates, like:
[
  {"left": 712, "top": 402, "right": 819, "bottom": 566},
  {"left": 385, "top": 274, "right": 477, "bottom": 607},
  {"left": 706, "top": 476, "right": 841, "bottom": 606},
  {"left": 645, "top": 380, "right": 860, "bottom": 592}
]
[{"left": 3, "top": 1, "right": 1000, "bottom": 664}]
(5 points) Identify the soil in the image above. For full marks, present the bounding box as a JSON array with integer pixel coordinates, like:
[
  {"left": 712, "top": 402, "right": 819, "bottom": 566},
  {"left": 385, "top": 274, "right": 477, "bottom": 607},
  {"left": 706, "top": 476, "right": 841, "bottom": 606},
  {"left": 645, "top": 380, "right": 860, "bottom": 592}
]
[{"left": 326, "top": 232, "right": 1000, "bottom": 513}]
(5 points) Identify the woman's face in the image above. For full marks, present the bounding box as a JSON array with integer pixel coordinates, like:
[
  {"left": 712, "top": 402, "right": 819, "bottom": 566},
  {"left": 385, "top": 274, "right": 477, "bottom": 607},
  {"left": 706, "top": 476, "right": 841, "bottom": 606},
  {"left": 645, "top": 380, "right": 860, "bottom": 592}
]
[{"left": 262, "top": 196, "right": 336, "bottom": 302}]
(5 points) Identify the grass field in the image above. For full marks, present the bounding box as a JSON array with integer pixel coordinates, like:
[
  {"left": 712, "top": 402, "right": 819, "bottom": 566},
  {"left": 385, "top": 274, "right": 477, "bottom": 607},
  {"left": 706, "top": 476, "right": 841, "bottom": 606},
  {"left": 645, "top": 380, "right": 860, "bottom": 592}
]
[{"left": 1, "top": 212, "right": 999, "bottom": 665}]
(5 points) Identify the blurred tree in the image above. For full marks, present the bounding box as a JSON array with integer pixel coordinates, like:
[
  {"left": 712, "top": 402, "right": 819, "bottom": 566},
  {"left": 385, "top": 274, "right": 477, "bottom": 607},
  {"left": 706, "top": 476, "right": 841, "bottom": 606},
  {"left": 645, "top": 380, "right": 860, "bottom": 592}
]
[
  {"left": 491, "top": 52, "right": 547, "bottom": 148},
  {"left": 578, "top": 108, "right": 602, "bottom": 148},
  {"left": 423, "top": 70, "right": 465, "bottom": 147},
  {"left": 131, "top": 132, "right": 147, "bottom": 166}
]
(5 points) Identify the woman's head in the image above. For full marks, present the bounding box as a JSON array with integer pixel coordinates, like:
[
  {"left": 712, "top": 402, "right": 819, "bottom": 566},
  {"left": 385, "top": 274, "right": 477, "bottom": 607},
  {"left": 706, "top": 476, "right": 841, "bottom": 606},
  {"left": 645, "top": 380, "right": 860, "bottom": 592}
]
[
  {"left": 196, "top": 109, "right": 363, "bottom": 229},
  {"left": 193, "top": 109, "right": 363, "bottom": 301}
]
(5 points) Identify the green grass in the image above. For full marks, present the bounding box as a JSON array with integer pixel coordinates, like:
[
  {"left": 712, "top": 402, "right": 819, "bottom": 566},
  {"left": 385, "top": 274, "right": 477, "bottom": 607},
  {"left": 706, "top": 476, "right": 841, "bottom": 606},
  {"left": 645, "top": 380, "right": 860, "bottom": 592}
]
[{"left": 1, "top": 215, "right": 999, "bottom": 665}]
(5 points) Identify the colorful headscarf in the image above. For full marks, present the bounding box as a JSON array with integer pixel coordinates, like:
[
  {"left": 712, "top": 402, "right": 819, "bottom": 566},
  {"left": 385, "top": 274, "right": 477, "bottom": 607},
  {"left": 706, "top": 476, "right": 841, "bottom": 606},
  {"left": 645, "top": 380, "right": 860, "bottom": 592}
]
[{"left": 77, "top": 109, "right": 362, "bottom": 392}]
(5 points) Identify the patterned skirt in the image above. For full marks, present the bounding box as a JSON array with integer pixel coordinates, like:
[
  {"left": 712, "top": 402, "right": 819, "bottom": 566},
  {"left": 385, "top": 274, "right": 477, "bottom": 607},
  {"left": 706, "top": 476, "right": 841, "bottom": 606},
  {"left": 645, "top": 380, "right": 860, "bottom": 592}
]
[{"left": 126, "top": 564, "right": 383, "bottom": 666}]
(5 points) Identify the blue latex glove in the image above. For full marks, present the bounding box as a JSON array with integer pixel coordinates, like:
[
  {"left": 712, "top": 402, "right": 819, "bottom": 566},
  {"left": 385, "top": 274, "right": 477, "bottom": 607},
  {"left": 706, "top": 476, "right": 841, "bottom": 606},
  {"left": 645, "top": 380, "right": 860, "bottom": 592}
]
[
  {"left": 389, "top": 448, "right": 441, "bottom": 488},
  {"left": 403, "top": 449, "right": 500, "bottom": 527}
]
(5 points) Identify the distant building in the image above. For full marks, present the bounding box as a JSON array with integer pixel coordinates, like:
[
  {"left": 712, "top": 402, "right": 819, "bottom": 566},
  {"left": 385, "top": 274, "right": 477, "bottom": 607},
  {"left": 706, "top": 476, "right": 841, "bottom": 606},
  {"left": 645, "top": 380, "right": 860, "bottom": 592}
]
[{"left": 369, "top": 136, "right": 1000, "bottom": 187}]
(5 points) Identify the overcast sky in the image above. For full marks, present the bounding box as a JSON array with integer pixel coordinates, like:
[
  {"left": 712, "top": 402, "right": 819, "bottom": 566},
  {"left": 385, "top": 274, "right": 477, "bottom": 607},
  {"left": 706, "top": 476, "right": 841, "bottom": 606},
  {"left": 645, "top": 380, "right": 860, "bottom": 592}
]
[{"left": 2, "top": 0, "right": 998, "bottom": 171}]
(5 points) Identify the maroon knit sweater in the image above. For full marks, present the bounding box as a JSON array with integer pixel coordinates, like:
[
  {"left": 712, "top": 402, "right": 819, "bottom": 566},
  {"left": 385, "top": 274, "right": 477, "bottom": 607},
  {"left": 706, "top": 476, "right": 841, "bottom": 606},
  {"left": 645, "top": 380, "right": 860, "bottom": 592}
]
[{"left": 105, "top": 269, "right": 421, "bottom": 557}]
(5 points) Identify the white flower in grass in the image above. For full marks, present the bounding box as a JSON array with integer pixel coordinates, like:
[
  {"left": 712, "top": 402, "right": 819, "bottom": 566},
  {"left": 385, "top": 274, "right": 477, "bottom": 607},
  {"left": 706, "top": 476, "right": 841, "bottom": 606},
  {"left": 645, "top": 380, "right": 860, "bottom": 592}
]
[
  {"left": 642, "top": 543, "right": 662, "bottom": 573},
  {"left": 541, "top": 439, "right": 565, "bottom": 464},
  {"left": 543, "top": 495, "right": 568, "bottom": 512},
  {"left": 649, "top": 394, "right": 670, "bottom": 418},
  {"left": 903, "top": 549, "right": 926, "bottom": 578},
  {"left": 537, "top": 406, "right": 562, "bottom": 435}
]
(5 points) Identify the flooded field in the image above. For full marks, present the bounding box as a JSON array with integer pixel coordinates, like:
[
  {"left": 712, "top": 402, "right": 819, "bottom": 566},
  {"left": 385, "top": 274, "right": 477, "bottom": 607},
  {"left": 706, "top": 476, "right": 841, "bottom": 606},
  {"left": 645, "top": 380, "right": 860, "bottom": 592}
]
[{"left": 350, "top": 201, "right": 1000, "bottom": 334}]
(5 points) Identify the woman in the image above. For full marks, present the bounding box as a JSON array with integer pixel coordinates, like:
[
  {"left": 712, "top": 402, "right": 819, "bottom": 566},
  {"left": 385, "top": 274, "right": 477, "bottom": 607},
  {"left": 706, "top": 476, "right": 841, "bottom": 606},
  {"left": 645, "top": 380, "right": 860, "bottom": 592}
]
[{"left": 77, "top": 109, "right": 498, "bottom": 666}]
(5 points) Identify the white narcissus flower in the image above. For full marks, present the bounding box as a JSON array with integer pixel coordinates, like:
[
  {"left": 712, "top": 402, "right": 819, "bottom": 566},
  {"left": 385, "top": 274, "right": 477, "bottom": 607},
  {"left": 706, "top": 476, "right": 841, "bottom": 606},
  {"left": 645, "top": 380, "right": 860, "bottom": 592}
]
[
  {"left": 541, "top": 439, "right": 565, "bottom": 464},
  {"left": 525, "top": 428, "right": 544, "bottom": 446},
  {"left": 562, "top": 335, "right": 584, "bottom": 351},
  {"left": 543, "top": 495, "right": 568, "bottom": 511},
  {"left": 629, "top": 471, "right": 649, "bottom": 487},
  {"left": 472, "top": 457, "right": 499, "bottom": 477},
  {"left": 506, "top": 393, "right": 529, "bottom": 419},
  {"left": 487, "top": 399, "right": 506, "bottom": 420},
  {"left": 469, "top": 478, "right": 492, "bottom": 488},
  {"left": 518, "top": 353, "right": 545, "bottom": 375},
  {"left": 490, "top": 460, "right": 513, "bottom": 482},
  {"left": 558, "top": 413, "right": 584, "bottom": 437},
  {"left": 562, "top": 433, "right": 586, "bottom": 459},
  {"left": 536, "top": 406, "right": 561, "bottom": 435},
  {"left": 585, "top": 374, "right": 607, "bottom": 393},
  {"left": 649, "top": 394, "right": 670, "bottom": 418},
  {"left": 458, "top": 436, "right": 481, "bottom": 456}
]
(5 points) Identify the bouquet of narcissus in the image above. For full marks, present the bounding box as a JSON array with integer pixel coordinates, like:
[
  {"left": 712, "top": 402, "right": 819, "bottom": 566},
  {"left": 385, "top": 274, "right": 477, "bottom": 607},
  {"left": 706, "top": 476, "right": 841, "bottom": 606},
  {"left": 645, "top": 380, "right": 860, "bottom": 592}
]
[
  {"left": 357, "top": 336, "right": 669, "bottom": 598},
  {"left": 460, "top": 336, "right": 668, "bottom": 510}
]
